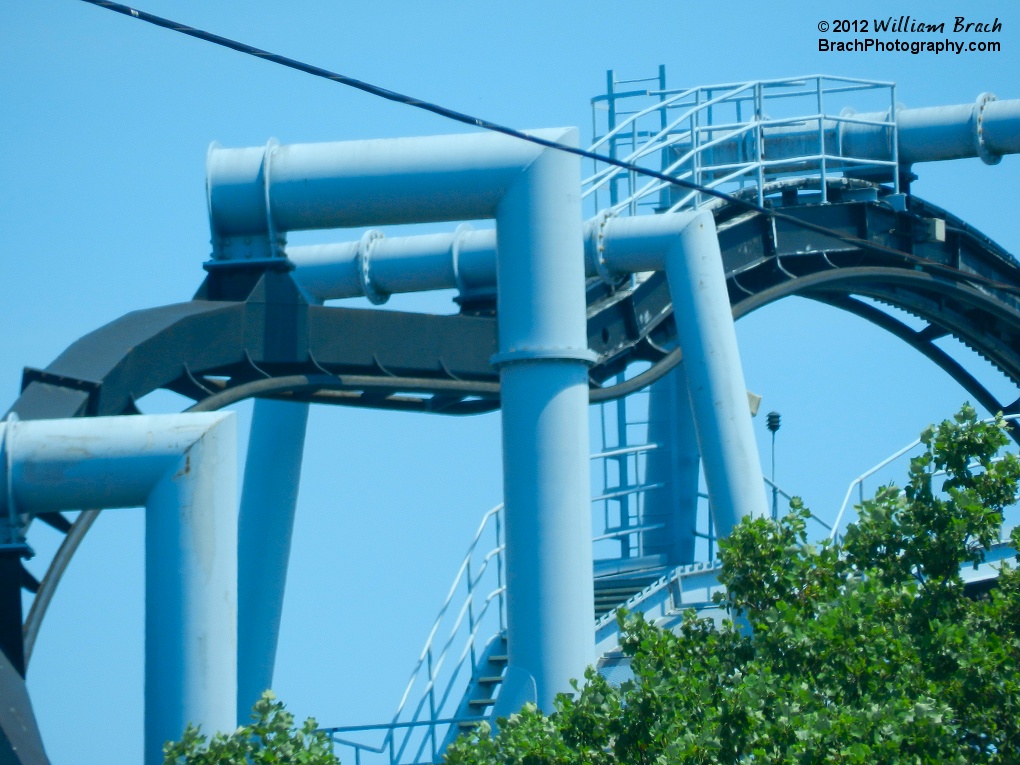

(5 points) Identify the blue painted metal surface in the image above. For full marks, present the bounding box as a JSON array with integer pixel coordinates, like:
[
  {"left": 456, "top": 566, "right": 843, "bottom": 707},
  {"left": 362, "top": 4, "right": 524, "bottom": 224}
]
[
  {"left": 643, "top": 367, "right": 701, "bottom": 565},
  {"left": 663, "top": 210, "right": 769, "bottom": 533},
  {"left": 206, "top": 130, "right": 569, "bottom": 261},
  {"left": 490, "top": 128, "right": 597, "bottom": 714},
  {"left": 7, "top": 72, "right": 1020, "bottom": 765},
  {"left": 212, "top": 126, "right": 600, "bottom": 713},
  {"left": 237, "top": 400, "right": 309, "bottom": 720},
  {"left": 0, "top": 413, "right": 238, "bottom": 765},
  {"left": 587, "top": 75, "right": 1020, "bottom": 212}
]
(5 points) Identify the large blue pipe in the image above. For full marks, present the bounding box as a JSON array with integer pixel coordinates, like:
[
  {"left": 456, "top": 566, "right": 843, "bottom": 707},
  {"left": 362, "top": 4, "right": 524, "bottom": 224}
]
[
  {"left": 237, "top": 400, "right": 309, "bottom": 720},
  {"left": 210, "top": 128, "right": 597, "bottom": 713},
  {"left": 664, "top": 95, "right": 1020, "bottom": 171},
  {"left": 643, "top": 366, "right": 700, "bottom": 565},
  {"left": 661, "top": 211, "right": 769, "bottom": 533},
  {"left": 0, "top": 413, "right": 238, "bottom": 765},
  {"left": 491, "top": 130, "right": 596, "bottom": 714}
]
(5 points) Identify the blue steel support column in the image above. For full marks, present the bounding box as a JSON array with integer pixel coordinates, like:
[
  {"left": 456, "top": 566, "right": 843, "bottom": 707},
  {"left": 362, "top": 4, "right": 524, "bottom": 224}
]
[
  {"left": 663, "top": 211, "right": 768, "bottom": 536},
  {"left": 237, "top": 400, "right": 309, "bottom": 720},
  {"left": 146, "top": 415, "right": 238, "bottom": 765},
  {"left": 491, "top": 128, "right": 596, "bottom": 715},
  {"left": 3, "top": 412, "right": 240, "bottom": 765},
  {"left": 643, "top": 365, "right": 701, "bottom": 565}
]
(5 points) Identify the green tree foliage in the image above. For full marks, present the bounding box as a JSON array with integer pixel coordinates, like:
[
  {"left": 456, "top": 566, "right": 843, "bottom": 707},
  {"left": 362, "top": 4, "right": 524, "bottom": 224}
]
[
  {"left": 163, "top": 690, "right": 339, "bottom": 765},
  {"left": 445, "top": 406, "right": 1020, "bottom": 764}
]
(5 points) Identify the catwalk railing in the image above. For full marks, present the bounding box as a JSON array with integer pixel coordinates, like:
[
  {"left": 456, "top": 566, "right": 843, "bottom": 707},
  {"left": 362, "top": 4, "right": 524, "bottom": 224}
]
[
  {"left": 586, "top": 73, "right": 899, "bottom": 215},
  {"left": 830, "top": 413, "right": 1020, "bottom": 542}
]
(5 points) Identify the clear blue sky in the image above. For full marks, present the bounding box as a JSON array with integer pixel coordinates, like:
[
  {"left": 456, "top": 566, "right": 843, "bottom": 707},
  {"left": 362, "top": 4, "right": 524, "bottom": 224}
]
[{"left": 2, "top": 1, "right": 1019, "bottom": 762}]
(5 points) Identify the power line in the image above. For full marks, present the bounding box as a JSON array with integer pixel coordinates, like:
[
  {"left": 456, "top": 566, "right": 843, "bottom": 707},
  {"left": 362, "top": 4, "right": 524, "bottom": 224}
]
[
  {"left": 76, "top": 0, "right": 1020, "bottom": 298},
  {"left": 76, "top": 1, "right": 723, "bottom": 195}
]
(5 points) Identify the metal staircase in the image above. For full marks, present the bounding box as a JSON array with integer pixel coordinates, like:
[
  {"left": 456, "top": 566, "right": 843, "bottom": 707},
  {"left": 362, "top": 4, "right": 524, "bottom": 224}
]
[{"left": 444, "top": 633, "right": 507, "bottom": 747}]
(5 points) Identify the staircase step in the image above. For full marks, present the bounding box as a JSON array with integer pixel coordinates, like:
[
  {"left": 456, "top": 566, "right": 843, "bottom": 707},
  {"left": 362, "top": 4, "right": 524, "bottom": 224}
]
[
  {"left": 488, "top": 654, "right": 508, "bottom": 664},
  {"left": 468, "top": 698, "right": 496, "bottom": 708},
  {"left": 477, "top": 676, "right": 503, "bottom": 685},
  {"left": 596, "top": 586, "right": 649, "bottom": 596}
]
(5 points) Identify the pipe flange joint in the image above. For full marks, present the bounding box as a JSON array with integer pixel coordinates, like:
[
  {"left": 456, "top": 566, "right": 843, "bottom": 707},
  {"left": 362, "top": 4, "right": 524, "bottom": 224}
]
[
  {"left": 974, "top": 92, "right": 1001, "bottom": 166},
  {"left": 449, "top": 223, "right": 474, "bottom": 296},
  {"left": 262, "top": 138, "right": 287, "bottom": 258},
  {"left": 590, "top": 209, "right": 619, "bottom": 287},
  {"left": 490, "top": 347, "right": 599, "bottom": 368},
  {"left": 0, "top": 413, "right": 27, "bottom": 550},
  {"left": 356, "top": 230, "right": 389, "bottom": 305},
  {"left": 836, "top": 107, "right": 855, "bottom": 159}
]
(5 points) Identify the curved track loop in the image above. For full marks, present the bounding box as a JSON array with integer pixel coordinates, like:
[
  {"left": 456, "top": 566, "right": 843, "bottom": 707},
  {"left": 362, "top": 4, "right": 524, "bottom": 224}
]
[{"left": 11, "top": 189, "right": 1020, "bottom": 667}]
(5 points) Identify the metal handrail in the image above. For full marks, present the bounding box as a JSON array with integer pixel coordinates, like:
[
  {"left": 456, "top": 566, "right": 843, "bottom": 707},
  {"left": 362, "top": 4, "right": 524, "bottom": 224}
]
[
  {"left": 392, "top": 588, "right": 506, "bottom": 765},
  {"left": 325, "top": 717, "right": 487, "bottom": 765},
  {"left": 586, "top": 73, "right": 899, "bottom": 214},
  {"left": 349, "top": 411, "right": 660, "bottom": 762},
  {"left": 829, "top": 414, "right": 1020, "bottom": 540},
  {"left": 584, "top": 82, "right": 756, "bottom": 190},
  {"left": 391, "top": 504, "right": 502, "bottom": 713},
  {"left": 607, "top": 118, "right": 762, "bottom": 212},
  {"left": 591, "top": 482, "right": 664, "bottom": 503},
  {"left": 356, "top": 503, "right": 504, "bottom": 765},
  {"left": 589, "top": 443, "right": 659, "bottom": 460}
]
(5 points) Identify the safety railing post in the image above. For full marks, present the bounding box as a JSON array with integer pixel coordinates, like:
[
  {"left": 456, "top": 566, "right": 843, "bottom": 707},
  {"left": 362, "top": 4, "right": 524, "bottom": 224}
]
[
  {"left": 428, "top": 646, "right": 438, "bottom": 764},
  {"left": 466, "top": 558, "right": 477, "bottom": 671},
  {"left": 496, "top": 509, "right": 505, "bottom": 634}
]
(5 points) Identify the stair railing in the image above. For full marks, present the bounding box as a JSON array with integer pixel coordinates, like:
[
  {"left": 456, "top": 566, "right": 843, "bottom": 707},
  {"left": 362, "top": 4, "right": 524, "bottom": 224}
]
[
  {"left": 323, "top": 503, "right": 505, "bottom": 765},
  {"left": 830, "top": 414, "right": 1020, "bottom": 542}
]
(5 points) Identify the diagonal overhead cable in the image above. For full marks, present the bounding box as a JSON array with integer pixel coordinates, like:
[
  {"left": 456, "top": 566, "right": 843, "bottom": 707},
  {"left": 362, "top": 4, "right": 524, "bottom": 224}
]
[{"left": 76, "top": 0, "right": 1020, "bottom": 297}]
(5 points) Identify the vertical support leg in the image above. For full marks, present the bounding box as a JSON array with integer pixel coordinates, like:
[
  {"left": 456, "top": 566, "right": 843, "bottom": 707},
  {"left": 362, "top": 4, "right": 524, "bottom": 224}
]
[
  {"left": 0, "top": 554, "right": 25, "bottom": 677},
  {"left": 492, "top": 131, "right": 595, "bottom": 714},
  {"left": 643, "top": 365, "right": 700, "bottom": 565},
  {"left": 145, "top": 416, "right": 237, "bottom": 765},
  {"left": 237, "top": 400, "right": 309, "bottom": 720},
  {"left": 497, "top": 364, "right": 594, "bottom": 714},
  {"left": 663, "top": 210, "right": 768, "bottom": 536}
]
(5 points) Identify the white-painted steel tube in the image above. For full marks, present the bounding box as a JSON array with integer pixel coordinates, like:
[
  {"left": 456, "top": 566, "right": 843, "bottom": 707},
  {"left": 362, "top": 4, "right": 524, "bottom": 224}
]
[
  {"left": 663, "top": 211, "right": 769, "bottom": 533},
  {"left": 491, "top": 128, "right": 596, "bottom": 714},
  {"left": 237, "top": 400, "right": 309, "bottom": 720},
  {"left": 0, "top": 413, "right": 237, "bottom": 765}
]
